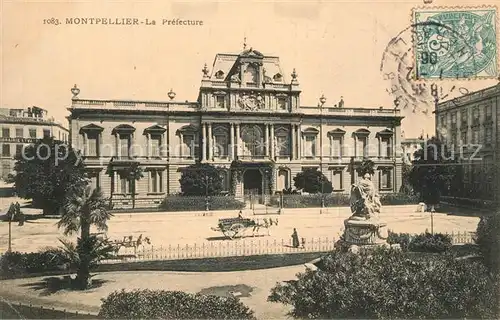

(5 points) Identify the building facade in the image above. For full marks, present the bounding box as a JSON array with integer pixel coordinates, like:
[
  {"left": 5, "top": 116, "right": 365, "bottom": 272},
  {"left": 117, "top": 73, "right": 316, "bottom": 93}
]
[
  {"left": 68, "top": 47, "right": 404, "bottom": 208},
  {"left": 401, "top": 138, "right": 424, "bottom": 165},
  {"left": 0, "top": 106, "right": 69, "bottom": 179},
  {"left": 435, "top": 83, "right": 499, "bottom": 203}
]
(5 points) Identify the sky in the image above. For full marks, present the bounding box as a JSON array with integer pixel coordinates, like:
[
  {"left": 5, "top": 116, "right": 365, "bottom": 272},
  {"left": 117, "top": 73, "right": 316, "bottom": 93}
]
[{"left": 1, "top": 0, "right": 498, "bottom": 138}]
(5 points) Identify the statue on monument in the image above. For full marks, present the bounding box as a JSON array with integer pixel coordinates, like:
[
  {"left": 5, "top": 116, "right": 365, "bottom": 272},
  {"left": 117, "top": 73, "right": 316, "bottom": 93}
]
[{"left": 349, "top": 160, "right": 381, "bottom": 221}]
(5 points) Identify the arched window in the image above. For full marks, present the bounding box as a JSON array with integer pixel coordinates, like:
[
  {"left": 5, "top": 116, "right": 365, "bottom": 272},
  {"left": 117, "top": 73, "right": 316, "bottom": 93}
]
[
  {"left": 241, "top": 125, "right": 264, "bottom": 157},
  {"left": 275, "top": 127, "right": 290, "bottom": 158},
  {"left": 277, "top": 168, "right": 289, "bottom": 191},
  {"left": 213, "top": 126, "right": 229, "bottom": 158},
  {"left": 244, "top": 64, "right": 258, "bottom": 83}
]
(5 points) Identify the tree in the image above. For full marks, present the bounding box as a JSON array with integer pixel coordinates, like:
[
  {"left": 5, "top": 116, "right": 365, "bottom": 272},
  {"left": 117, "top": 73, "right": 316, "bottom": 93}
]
[
  {"left": 179, "top": 163, "right": 223, "bottom": 196},
  {"left": 409, "top": 137, "right": 456, "bottom": 209},
  {"left": 293, "top": 168, "right": 333, "bottom": 194},
  {"left": 9, "top": 137, "right": 88, "bottom": 215},
  {"left": 121, "top": 163, "right": 144, "bottom": 209},
  {"left": 57, "top": 186, "right": 113, "bottom": 290}
]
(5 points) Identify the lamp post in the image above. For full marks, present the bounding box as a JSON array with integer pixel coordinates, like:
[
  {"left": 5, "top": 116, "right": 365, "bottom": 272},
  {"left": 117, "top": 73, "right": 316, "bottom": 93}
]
[
  {"left": 393, "top": 98, "right": 400, "bottom": 194},
  {"left": 319, "top": 95, "right": 327, "bottom": 214},
  {"left": 204, "top": 174, "right": 212, "bottom": 213}
]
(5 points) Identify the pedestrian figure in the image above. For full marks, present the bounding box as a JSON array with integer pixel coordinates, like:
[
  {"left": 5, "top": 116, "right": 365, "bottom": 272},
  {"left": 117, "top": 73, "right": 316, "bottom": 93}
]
[
  {"left": 291, "top": 228, "right": 300, "bottom": 248},
  {"left": 238, "top": 210, "right": 243, "bottom": 218}
]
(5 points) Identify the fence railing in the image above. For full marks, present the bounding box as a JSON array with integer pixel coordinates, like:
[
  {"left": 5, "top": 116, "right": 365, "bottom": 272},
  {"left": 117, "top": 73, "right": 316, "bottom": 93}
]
[
  {"left": 101, "top": 231, "right": 476, "bottom": 264},
  {"left": 0, "top": 300, "right": 97, "bottom": 319},
  {"left": 102, "top": 237, "right": 335, "bottom": 263}
]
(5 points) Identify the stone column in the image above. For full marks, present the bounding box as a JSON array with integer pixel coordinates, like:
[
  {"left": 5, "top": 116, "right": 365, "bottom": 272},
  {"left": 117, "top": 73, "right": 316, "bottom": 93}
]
[
  {"left": 202, "top": 123, "right": 207, "bottom": 161},
  {"left": 116, "top": 133, "right": 121, "bottom": 158},
  {"left": 208, "top": 123, "right": 213, "bottom": 161},
  {"left": 265, "top": 124, "right": 270, "bottom": 157},
  {"left": 147, "top": 133, "right": 151, "bottom": 158},
  {"left": 230, "top": 123, "right": 235, "bottom": 160},
  {"left": 235, "top": 123, "right": 240, "bottom": 159},
  {"left": 82, "top": 132, "right": 87, "bottom": 156},
  {"left": 291, "top": 125, "right": 296, "bottom": 160},
  {"left": 270, "top": 124, "right": 275, "bottom": 160},
  {"left": 297, "top": 125, "right": 302, "bottom": 160}
]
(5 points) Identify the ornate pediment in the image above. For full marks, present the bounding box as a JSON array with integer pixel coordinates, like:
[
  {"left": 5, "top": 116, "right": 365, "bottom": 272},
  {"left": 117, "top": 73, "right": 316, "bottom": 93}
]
[
  {"left": 79, "top": 123, "right": 104, "bottom": 133},
  {"left": 239, "top": 48, "right": 264, "bottom": 58},
  {"left": 213, "top": 91, "right": 227, "bottom": 96},
  {"left": 376, "top": 129, "right": 393, "bottom": 137},
  {"left": 237, "top": 92, "right": 265, "bottom": 111},
  {"left": 112, "top": 124, "right": 136, "bottom": 134},
  {"left": 143, "top": 124, "right": 166, "bottom": 135},
  {"left": 327, "top": 128, "right": 346, "bottom": 136}
]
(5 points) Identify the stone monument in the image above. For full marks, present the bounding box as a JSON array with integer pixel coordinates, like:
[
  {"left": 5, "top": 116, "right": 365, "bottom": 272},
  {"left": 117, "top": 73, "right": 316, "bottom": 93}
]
[{"left": 335, "top": 160, "right": 390, "bottom": 252}]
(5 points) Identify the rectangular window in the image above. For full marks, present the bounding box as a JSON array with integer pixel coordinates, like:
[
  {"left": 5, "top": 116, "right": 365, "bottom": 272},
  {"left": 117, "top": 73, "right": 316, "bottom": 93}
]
[
  {"left": 15, "top": 128, "right": 23, "bottom": 138},
  {"left": 182, "top": 134, "right": 195, "bottom": 158},
  {"left": 380, "top": 168, "right": 392, "bottom": 190},
  {"left": 276, "top": 135, "right": 290, "bottom": 157},
  {"left": 356, "top": 136, "right": 367, "bottom": 157},
  {"left": 485, "top": 126, "right": 493, "bottom": 145},
  {"left": 304, "top": 135, "right": 316, "bottom": 157},
  {"left": 380, "top": 136, "right": 391, "bottom": 158},
  {"left": 120, "top": 176, "right": 132, "bottom": 194},
  {"left": 277, "top": 98, "right": 287, "bottom": 110},
  {"left": 89, "top": 173, "right": 100, "bottom": 190},
  {"left": 460, "top": 109, "right": 468, "bottom": 126},
  {"left": 472, "top": 129, "right": 480, "bottom": 144},
  {"left": 15, "top": 144, "right": 23, "bottom": 156},
  {"left": 2, "top": 144, "right": 10, "bottom": 157},
  {"left": 215, "top": 96, "right": 225, "bottom": 109},
  {"left": 472, "top": 107, "right": 480, "bottom": 125},
  {"left": 214, "top": 135, "right": 228, "bottom": 157},
  {"left": 451, "top": 131, "right": 458, "bottom": 147},
  {"left": 331, "top": 136, "right": 342, "bottom": 158},
  {"left": 120, "top": 135, "right": 131, "bottom": 158},
  {"left": 87, "top": 132, "right": 99, "bottom": 157},
  {"left": 450, "top": 112, "right": 457, "bottom": 128},
  {"left": 440, "top": 115, "right": 447, "bottom": 128},
  {"left": 461, "top": 130, "right": 468, "bottom": 146},
  {"left": 150, "top": 171, "right": 163, "bottom": 193},
  {"left": 150, "top": 135, "right": 161, "bottom": 157},
  {"left": 2, "top": 128, "right": 10, "bottom": 138},
  {"left": 43, "top": 129, "right": 50, "bottom": 138},
  {"left": 331, "top": 170, "right": 343, "bottom": 191},
  {"left": 485, "top": 104, "right": 493, "bottom": 121},
  {"left": 29, "top": 129, "right": 37, "bottom": 138}
]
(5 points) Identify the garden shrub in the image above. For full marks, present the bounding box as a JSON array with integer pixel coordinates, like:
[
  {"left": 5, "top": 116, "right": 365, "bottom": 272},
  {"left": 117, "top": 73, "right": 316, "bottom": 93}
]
[
  {"left": 386, "top": 231, "right": 412, "bottom": 251},
  {"left": 0, "top": 249, "right": 68, "bottom": 277},
  {"left": 409, "top": 232, "right": 452, "bottom": 253},
  {"left": 475, "top": 213, "right": 500, "bottom": 275},
  {"left": 379, "top": 193, "right": 419, "bottom": 205},
  {"left": 268, "top": 247, "right": 497, "bottom": 319},
  {"left": 387, "top": 231, "right": 452, "bottom": 253},
  {"left": 159, "top": 196, "right": 244, "bottom": 212},
  {"left": 98, "top": 289, "right": 255, "bottom": 319}
]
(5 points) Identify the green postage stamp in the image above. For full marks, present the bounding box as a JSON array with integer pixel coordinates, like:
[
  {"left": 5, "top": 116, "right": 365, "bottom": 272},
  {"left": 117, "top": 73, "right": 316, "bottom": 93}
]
[{"left": 413, "top": 7, "right": 498, "bottom": 80}]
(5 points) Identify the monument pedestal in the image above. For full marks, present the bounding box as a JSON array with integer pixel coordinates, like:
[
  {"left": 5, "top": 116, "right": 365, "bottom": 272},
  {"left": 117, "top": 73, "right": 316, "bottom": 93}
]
[{"left": 335, "top": 217, "right": 391, "bottom": 253}]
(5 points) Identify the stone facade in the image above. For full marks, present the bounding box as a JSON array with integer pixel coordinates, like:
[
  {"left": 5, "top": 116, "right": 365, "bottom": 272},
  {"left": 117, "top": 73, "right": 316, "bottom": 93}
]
[
  {"left": 68, "top": 47, "right": 404, "bottom": 208},
  {"left": 435, "top": 83, "right": 499, "bottom": 203},
  {"left": 0, "top": 107, "right": 69, "bottom": 179}
]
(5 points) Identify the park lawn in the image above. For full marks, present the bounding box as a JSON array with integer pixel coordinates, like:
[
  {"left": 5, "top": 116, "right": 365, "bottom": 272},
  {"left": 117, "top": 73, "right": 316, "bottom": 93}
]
[{"left": 0, "top": 265, "right": 304, "bottom": 319}]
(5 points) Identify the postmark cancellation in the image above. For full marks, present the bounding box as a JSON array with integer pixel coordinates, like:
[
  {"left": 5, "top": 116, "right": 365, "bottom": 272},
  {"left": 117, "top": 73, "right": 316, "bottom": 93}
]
[{"left": 412, "top": 6, "right": 498, "bottom": 80}]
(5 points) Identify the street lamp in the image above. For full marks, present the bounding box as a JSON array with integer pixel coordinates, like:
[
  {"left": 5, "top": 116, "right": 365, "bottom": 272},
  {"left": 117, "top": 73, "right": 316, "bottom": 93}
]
[
  {"left": 393, "top": 98, "right": 400, "bottom": 195},
  {"left": 318, "top": 95, "right": 326, "bottom": 214},
  {"left": 204, "top": 174, "right": 212, "bottom": 213}
]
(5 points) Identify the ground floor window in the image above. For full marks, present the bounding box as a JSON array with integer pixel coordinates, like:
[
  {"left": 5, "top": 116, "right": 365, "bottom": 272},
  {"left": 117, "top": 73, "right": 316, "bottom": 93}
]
[
  {"left": 379, "top": 168, "right": 392, "bottom": 190},
  {"left": 150, "top": 170, "right": 163, "bottom": 193},
  {"left": 331, "top": 169, "right": 344, "bottom": 191}
]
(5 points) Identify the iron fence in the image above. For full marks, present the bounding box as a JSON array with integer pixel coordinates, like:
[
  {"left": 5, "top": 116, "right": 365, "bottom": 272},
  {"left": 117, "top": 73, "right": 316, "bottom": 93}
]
[{"left": 101, "top": 231, "right": 476, "bottom": 264}]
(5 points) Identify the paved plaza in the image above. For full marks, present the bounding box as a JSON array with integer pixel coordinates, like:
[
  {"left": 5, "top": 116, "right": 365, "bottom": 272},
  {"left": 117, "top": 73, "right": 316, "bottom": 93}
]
[{"left": 0, "top": 200, "right": 480, "bottom": 254}]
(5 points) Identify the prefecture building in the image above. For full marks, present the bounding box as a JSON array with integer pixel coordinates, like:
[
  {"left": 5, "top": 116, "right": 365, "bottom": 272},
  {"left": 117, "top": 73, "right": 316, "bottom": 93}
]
[
  {"left": 68, "top": 47, "right": 404, "bottom": 208},
  {"left": 0, "top": 106, "right": 69, "bottom": 179},
  {"left": 435, "top": 83, "right": 499, "bottom": 204}
]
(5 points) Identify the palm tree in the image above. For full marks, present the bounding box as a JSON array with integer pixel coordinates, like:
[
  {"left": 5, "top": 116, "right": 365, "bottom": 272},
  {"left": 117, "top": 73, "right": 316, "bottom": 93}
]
[{"left": 57, "top": 186, "right": 113, "bottom": 290}]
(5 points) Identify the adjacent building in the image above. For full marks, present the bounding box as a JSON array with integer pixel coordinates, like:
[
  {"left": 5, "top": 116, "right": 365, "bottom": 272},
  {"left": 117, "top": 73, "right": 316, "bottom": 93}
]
[
  {"left": 0, "top": 106, "right": 69, "bottom": 179},
  {"left": 401, "top": 137, "right": 424, "bottom": 165},
  {"left": 68, "top": 46, "right": 404, "bottom": 208},
  {"left": 435, "top": 83, "right": 499, "bottom": 204}
]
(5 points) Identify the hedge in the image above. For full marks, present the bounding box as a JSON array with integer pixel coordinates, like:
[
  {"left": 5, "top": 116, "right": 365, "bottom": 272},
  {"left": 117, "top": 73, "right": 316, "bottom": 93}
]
[
  {"left": 475, "top": 213, "right": 500, "bottom": 275},
  {"left": 0, "top": 249, "right": 68, "bottom": 277},
  {"left": 159, "top": 196, "right": 245, "bottom": 212},
  {"left": 98, "top": 289, "right": 255, "bottom": 319},
  {"left": 268, "top": 247, "right": 498, "bottom": 319},
  {"left": 271, "top": 193, "right": 418, "bottom": 208},
  {"left": 387, "top": 231, "right": 452, "bottom": 253}
]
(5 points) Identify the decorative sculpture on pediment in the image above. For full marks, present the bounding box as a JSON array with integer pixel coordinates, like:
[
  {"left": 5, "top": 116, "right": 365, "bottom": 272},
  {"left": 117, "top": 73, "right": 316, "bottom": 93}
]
[
  {"left": 237, "top": 92, "right": 265, "bottom": 111},
  {"left": 230, "top": 65, "right": 241, "bottom": 82},
  {"left": 263, "top": 68, "right": 272, "bottom": 83}
]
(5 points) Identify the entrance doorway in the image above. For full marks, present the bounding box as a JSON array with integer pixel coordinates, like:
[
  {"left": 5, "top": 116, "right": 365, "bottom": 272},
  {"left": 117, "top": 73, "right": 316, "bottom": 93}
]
[{"left": 243, "top": 169, "right": 263, "bottom": 206}]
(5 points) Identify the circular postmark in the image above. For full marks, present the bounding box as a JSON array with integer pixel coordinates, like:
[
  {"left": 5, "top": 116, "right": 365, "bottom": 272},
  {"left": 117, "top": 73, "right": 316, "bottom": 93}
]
[{"left": 380, "top": 20, "right": 479, "bottom": 117}]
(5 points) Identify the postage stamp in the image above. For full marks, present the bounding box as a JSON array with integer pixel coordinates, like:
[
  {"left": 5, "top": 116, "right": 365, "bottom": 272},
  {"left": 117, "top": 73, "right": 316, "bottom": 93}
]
[{"left": 412, "top": 7, "right": 498, "bottom": 80}]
